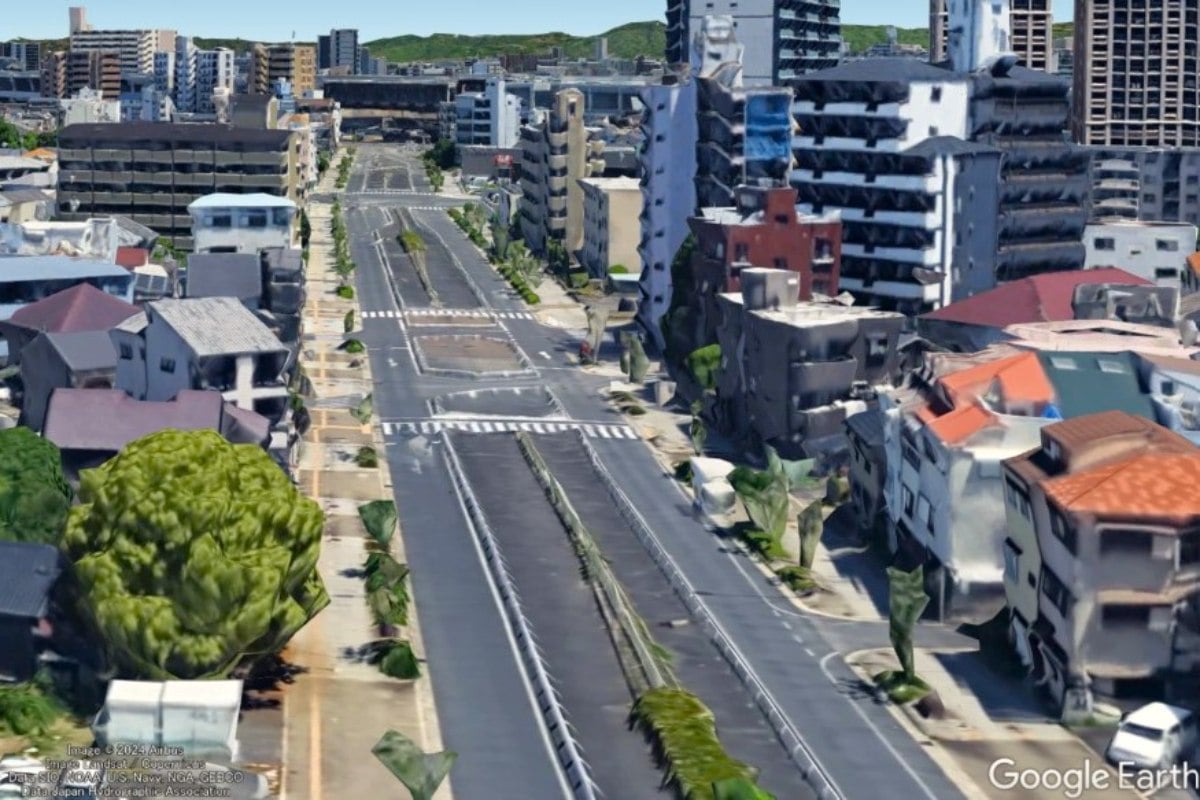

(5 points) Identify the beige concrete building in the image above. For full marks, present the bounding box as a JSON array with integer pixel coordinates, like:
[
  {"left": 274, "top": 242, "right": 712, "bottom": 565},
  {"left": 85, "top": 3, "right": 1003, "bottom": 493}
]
[
  {"left": 39, "top": 51, "right": 66, "bottom": 99},
  {"left": 517, "top": 88, "right": 605, "bottom": 258},
  {"left": 1003, "top": 412, "right": 1200, "bottom": 713},
  {"left": 577, "top": 176, "right": 643, "bottom": 279},
  {"left": 1073, "top": 0, "right": 1200, "bottom": 146},
  {"left": 69, "top": 29, "right": 156, "bottom": 75},
  {"left": 252, "top": 43, "right": 317, "bottom": 98},
  {"left": 930, "top": 0, "right": 1053, "bottom": 71}
]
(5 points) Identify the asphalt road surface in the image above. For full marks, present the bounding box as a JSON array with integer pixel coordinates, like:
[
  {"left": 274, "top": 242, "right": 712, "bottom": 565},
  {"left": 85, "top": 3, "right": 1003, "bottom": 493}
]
[{"left": 345, "top": 143, "right": 969, "bottom": 800}]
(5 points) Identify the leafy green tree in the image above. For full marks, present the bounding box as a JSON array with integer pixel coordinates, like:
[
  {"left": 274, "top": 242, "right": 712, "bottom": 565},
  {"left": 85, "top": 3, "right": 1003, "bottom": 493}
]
[
  {"left": 359, "top": 501, "right": 397, "bottom": 547},
  {"left": 0, "top": 427, "right": 72, "bottom": 545},
  {"left": 797, "top": 500, "right": 823, "bottom": 570},
  {"left": 887, "top": 564, "right": 929, "bottom": 685},
  {"left": 686, "top": 344, "right": 722, "bottom": 392},
  {"left": 713, "top": 778, "right": 777, "bottom": 800},
  {"left": 62, "top": 430, "right": 329, "bottom": 679},
  {"left": 728, "top": 465, "right": 789, "bottom": 547},
  {"left": 372, "top": 730, "right": 456, "bottom": 800}
]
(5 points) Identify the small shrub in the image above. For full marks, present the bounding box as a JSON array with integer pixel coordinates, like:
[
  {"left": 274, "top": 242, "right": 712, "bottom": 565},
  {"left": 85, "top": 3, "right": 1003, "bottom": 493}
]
[
  {"left": 336, "top": 284, "right": 355, "bottom": 299},
  {"left": 673, "top": 461, "right": 693, "bottom": 483},
  {"left": 343, "top": 310, "right": 355, "bottom": 333},
  {"left": 568, "top": 271, "right": 590, "bottom": 289},
  {"left": 873, "top": 670, "right": 931, "bottom": 705},
  {"left": 355, "top": 446, "right": 379, "bottom": 468},
  {"left": 0, "top": 683, "right": 62, "bottom": 737},
  {"left": 608, "top": 264, "right": 629, "bottom": 274},
  {"left": 343, "top": 339, "right": 366, "bottom": 354},
  {"left": 378, "top": 640, "right": 421, "bottom": 679},
  {"left": 776, "top": 565, "right": 817, "bottom": 594},
  {"left": 624, "top": 405, "right": 646, "bottom": 416}
]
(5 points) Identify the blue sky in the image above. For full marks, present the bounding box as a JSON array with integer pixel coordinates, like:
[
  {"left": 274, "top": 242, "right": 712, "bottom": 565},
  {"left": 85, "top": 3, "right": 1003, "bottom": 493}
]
[{"left": 14, "top": 1, "right": 1076, "bottom": 43}]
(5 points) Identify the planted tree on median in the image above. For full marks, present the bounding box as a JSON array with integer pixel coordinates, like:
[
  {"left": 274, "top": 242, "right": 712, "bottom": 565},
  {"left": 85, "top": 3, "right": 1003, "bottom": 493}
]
[
  {"left": 62, "top": 429, "right": 329, "bottom": 679},
  {"left": 373, "top": 730, "right": 456, "bottom": 800}
]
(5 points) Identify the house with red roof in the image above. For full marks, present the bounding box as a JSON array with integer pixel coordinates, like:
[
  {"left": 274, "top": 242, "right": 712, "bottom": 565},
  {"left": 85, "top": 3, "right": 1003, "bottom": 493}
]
[
  {"left": 1002, "top": 412, "right": 1200, "bottom": 714},
  {"left": 917, "top": 268, "right": 1152, "bottom": 352},
  {"left": 0, "top": 282, "right": 139, "bottom": 366}
]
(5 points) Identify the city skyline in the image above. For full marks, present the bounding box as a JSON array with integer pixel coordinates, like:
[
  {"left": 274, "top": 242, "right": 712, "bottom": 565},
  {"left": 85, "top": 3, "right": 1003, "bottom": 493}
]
[{"left": 12, "top": 0, "right": 1076, "bottom": 43}]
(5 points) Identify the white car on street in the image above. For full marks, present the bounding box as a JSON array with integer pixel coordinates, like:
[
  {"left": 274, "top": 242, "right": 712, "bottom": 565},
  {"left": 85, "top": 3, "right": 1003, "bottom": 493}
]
[{"left": 1106, "top": 702, "right": 1197, "bottom": 770}]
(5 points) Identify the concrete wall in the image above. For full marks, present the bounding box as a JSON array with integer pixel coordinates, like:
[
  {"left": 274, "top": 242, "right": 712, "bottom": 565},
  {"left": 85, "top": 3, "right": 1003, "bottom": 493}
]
[{"left": 1083, "top": 221, "right": 1198, "bottom": 291}]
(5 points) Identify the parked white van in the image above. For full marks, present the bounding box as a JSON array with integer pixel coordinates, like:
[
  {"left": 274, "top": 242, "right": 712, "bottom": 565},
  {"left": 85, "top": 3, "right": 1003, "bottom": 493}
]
[{"left": 1106, "top": 702, "right": 1197, "bottom": 770}]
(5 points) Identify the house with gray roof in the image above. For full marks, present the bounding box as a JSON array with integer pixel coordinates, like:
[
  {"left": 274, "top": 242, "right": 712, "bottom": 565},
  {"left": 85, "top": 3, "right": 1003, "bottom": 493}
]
[
  {"left": 0, "top": 541, "right": 61, "bottom": 682},
  {"left": 20, "top": 330, "right": 118, "bottom": 432},
  {"left": 43, "top": 388, "right": 271, "bottom": 479},
  {"left": 183, "top": 253, "right": 263, "bottom": 309},
  {"left": 111, "top": 297, "right": 291, "bottom": 426}
]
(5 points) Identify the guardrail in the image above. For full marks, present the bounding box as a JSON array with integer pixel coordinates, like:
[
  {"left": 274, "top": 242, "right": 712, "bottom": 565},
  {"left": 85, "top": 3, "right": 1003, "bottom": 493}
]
[
  {"left": 440, "top": 432, "right": 600, "bottom": 800},
  {"left": 515, "top": 432, "right": 673, "bottom": 693},
  {"left": 577, "top": 433, "right": 845, "bottom": 800}
]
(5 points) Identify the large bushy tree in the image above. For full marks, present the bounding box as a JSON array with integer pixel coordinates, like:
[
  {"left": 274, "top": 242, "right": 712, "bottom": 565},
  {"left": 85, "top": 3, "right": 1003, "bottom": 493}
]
[
  {"left": 63, "top": 430, "right": 329, "bottom": 679},
  {"left": 0, "top": 426, "right": 72, "bottom": 545}
]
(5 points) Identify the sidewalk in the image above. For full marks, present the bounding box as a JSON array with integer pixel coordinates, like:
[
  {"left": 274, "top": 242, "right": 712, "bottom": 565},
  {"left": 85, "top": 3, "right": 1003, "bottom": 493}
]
[{"left": 282, "top": 159, "right": 450, "bottom": 800}]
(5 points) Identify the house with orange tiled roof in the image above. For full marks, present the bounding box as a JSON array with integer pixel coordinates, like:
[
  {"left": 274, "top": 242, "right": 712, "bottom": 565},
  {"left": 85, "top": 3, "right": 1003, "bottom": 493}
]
[
  {"left": 1001, "top": 411, "right": 1200, "bottom": 717},
  {"left": 879, "top": 345, "right": 1173, "bottom": 623}
]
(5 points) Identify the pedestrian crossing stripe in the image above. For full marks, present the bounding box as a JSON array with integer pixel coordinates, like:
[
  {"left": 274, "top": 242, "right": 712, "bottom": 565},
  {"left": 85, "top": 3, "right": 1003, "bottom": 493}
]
[
  {"left": 381, "top": 420, "right": 638, "bottom": 439},
  {"left": 360, "top": 308, "right": 533, "bottom": 321}
]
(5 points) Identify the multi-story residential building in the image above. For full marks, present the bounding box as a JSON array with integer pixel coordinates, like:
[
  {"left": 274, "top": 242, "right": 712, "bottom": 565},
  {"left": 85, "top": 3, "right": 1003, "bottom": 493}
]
[
  {"left": 329, "top": 29, "right": 359, "bottom": 74},
  {"left": 846, "top": 408, "right": 890, "bottom": 543},
  {"left": 665, "top": 0, "right": 841, "bottom": 86},
  {"left": 65, "top": 50, "right": 120, "bottom": 100},
  {"left": 882, "top": 345, "right": 1171, "bottom": 622},
  {"left": 794, "top": 0, "right": 1087, "bottom": 313},
  {"left": 1083, "top": 221, "right": 1199, "bottom": 292},
  {"left": 317, "top": 35, "right": 331, "bottom": 71},
  {"left": 111, "top": 297, "right": 291, "bottom": 425},
  {"left": 693, "top": 20, "right": 795, "bottom": 209},
  {"left": 60, "top": 87, "right": 121, "bottom": 125},
  {"left": 1073, "top": 0, "right": 1200, "bottom": 147},
  {"left": 119, "top": 74, "right": 175, "bottom": 123},
  {"left": 437, "top": 101, "right": 457, "bottom": 142},
  {"left": 635, "top": 68, "right": 698, "bottom": 352},
  {"left": 1002, "top": 412, "right": 1200, "bottom": 713},
  {"left": 1087, "top": 146, "right": 1200, "bottom": 226},
  {"left": 69, "top": 29, "right": 155, "bottom": 76},
  {"left": 188, "top": 193, "right": 298, "bottom": 255},
  {"left": 1053, "top": 37, "right": 1073, "bottom": 79},
  {"left": 173, "top": 36, "right": 197, "bottom": 113},
  {"left": 69, "top": 6, "right": 91, "bottom": 35},
  {"left": 664, "top": 185, "right": 842, "bottom": 360},
  {"left": 39, "top": 51, "right": 66, "bottom": 99},
  {"left": 57, "top": 123, "right": 299, "bottom": 250},
  {"left": 153, "top": 50, "right": 174, "bottom": 95},
  {"left": 577, "top": 176, "right": 643, "bottom": 279},
  {"left": 1, "top": 42, "right": 43, "bottom": 73},
  {"left": 930, "top": 0, "right": 1052, "bottom": 71},
  {"left": 517, "top": 89, "right": 605, "bottom": 257},
  {"left": 713, "top": 267, "right": 904, "bottom": 457},
  {"left": 252, "top": 44, "right": 316, "bottom": 99},
  {"left": 194, "top": 48, "right": 235, "bottom": 115},
  {"left": 454, "top": 77, "right": 521, "bottom": 149}
]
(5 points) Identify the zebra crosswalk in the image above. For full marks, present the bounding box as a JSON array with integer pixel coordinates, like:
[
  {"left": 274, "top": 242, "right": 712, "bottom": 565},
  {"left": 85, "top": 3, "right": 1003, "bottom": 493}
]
[
  {"left": 360, "top": 308, "right": 534, "bottom": 321},
  {"left": 381, "top": 419, "right": 639, "bottom": 440}
]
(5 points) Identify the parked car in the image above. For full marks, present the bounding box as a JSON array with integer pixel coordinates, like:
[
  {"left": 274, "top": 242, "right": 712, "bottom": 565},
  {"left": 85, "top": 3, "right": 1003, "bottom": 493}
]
[{"left": 1106, "top": 702, "right": 1198, "bottom": 770}]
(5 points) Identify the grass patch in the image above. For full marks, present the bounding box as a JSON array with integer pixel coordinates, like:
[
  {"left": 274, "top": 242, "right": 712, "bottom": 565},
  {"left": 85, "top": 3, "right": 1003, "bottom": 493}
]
[
  {"left": 335, "top": 284, "right": 355, "bottom": 299},
  {"left": 776, "top": 565, "right": 817, "bottom": 594},
  {"left": 631, "top": 688, "right": 760, "bottom": 800},
  {"left": 624, "top": 405, "right": 646, "bottom": 416},
  {"left": 737, "top": 525, "right": 789, "bottom": 561},
  {"left": 873, "top": 670, "right": 931, "bottom": 705},
  {"left": 343, "top": 339, "right": 366, "bottom": 354}
]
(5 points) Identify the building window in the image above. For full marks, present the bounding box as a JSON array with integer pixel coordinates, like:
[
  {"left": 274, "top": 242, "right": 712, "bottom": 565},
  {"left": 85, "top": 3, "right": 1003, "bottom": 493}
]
[
  {"left": 160, "top": 357, "right": 176, "bottom": 373},
  {"left": 931, "top": 86, "right": 942, "bottom": 102},
  {"left": 902, "top": 485, "right": 915, "bottom": 518},
  {"left": 1100, "top": 528, "right": 1153, "bottom": 555},
  {"left": 1097, "top": 358, "right": 1129, "bottom": 375},
  {"left": 1157, "top": 239, "right": 1180, "bottom": 252},
  {"left": 1049, "top": 509, "right": 1077, "bottom": 554},
  {"left": 917, "top": 494, "right": 932, "bottom": 532},
  {"left": 865, "top": 333, "right": 889, "bottom": 367},
  {"left": 773, "top": 257, "right": 788, "bottom": 270},
  {"left": 1040, "top": 566, "right": 1073, "bottom": 617},
  {"left": 211, "top": 214, "right": 232, "bottom": 228},
  {"left": 1101, "top": 605, "right": 1150, "bottom": 628},
  {"left": 1004, "top": 478, "right": 1032, "bottom": 520},
  {"left": 118, "top": 343, "right": 132, "bottom": 360},
  {"left": 1093, "top": 237, "right": 1115, "bottom": 251},
  {"left": 1003, "top": 539, "right": 1022, "bottom": 583},
  {"left": 929, "top": 126, "right": 938, "bottom": 136},
  {"left": 734, "top": 242, "right": 748, "bottom": 261}
]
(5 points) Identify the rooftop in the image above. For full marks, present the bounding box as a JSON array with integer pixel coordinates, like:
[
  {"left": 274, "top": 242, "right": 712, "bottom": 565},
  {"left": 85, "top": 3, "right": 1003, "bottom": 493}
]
[
  {"left": 1038, "top": 351, "right": 1158, "bottom": 421},
  {"left": 1042, "top": 452, "right": 1200, "bottom": 523},
  {"left": 0, "top": 256, "right": 132, "bottom": 284},
  {"left": 720, "top": 293, "right": 905, "bottom": 326},
  {"left": 844, "top": 408, "right": 887, "bottom": 448},
  {"left": 0, "top": 541, "right": 60, "bottom": 619},
  {"left": 43, "top": 388, "right": 269, "bottom": 454},
  {"left": 188, "top": 193, "right": 296, "bottom": 211},
  {"left": 920, "top": 269, "right": 1151, "bottom": 328},
  {"left": 577, "top": 176, "right": 641, "bottom": 193},
  {"left": 148, "top": 297, "right": 285, "bottom": 357},
  {"left": 797, "top": 57, "right": 960, "bottom": 84},
  {"left": 59, "top": 123, "right": 292, "bottom": 148},
  {"left": 8, "top": 282, "right": 138, "bottom": 332},
  {"left": 38, "top": 330, "right": 117, "bottom": 372},
  {"left": 1005, "top": 319, "right": 1200, "bottom": 359}
]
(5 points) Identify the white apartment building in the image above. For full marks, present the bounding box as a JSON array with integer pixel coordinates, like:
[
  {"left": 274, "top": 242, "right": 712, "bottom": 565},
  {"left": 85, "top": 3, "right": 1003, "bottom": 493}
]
[
  {"left": 188, "top": 193, "right": 298, "bottom": 255},
  {"left": 120, "top": 83, "right": 175, "bottom": 123},
  {"left": 634, "top": 74, "right": 696, "bottom": 351},
  {"left": 1083, "top": 221, "right": 1200, "bottom": 293},
  {"left": 69, "top": 29, "right": 156, "bottom": 75},
  {"left": 60, "top": 87, "right": 121, "bottom": 125},
  {"left": 578, "top": 176, "right": 643, "bottom": 279},
  {"left": 173, "top": 36, "right": 196, "bottom": 113},
  {"left": 454, "top": 77, "right": 521, "bottom": 149},
  {"left": 195, "top": 48, "right": 234, "bottom": 115},
  {"left": 153, "top": 51, "right": 174, "bottom": 94}
]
